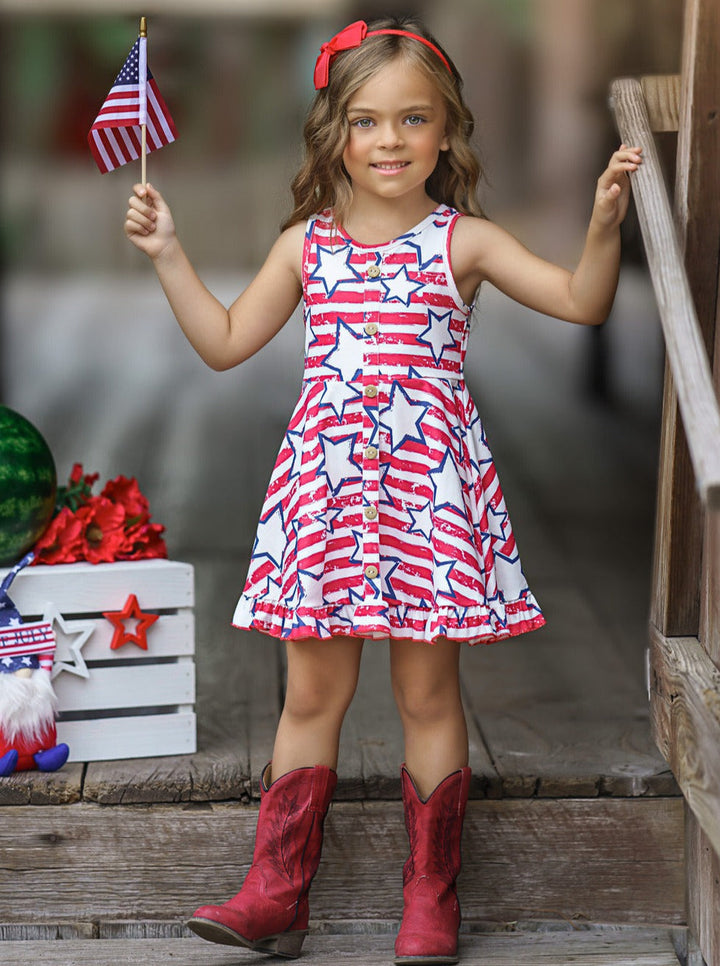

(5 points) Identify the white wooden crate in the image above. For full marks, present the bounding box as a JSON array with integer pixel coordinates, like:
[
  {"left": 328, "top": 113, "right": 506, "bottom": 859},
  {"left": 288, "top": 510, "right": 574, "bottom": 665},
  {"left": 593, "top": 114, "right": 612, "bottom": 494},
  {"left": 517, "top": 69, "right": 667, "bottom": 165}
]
[{"left": 0, "top": 559, "right": 196, "bottom": 762}]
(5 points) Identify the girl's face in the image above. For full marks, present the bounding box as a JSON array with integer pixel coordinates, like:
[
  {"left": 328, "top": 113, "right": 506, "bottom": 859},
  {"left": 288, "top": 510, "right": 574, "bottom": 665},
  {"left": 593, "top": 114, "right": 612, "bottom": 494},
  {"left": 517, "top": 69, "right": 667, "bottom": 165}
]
[{"left": 342, "top": 57, "right": 450, "bottom": 208}]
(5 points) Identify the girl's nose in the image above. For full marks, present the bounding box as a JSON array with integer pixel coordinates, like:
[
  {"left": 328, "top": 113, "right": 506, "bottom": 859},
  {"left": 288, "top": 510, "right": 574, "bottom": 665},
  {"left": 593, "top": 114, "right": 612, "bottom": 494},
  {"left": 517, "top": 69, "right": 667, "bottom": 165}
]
[{"left": 377, "top": 122, "right": 403, "bottom": 149}]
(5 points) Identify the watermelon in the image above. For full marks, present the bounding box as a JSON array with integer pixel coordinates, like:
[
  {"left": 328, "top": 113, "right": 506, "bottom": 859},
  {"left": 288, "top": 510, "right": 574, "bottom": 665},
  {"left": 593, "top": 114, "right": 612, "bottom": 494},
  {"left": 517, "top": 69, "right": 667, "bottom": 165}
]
[{"left": 0, "top": 406, "right": 57, "bottom": 566}]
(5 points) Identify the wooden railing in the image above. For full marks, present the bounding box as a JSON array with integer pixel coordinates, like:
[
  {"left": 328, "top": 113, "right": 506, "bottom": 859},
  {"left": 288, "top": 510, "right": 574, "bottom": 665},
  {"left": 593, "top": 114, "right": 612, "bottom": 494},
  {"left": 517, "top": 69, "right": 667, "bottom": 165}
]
[{"left": 609, "top": 78, "right": 720, "bottom": 511}]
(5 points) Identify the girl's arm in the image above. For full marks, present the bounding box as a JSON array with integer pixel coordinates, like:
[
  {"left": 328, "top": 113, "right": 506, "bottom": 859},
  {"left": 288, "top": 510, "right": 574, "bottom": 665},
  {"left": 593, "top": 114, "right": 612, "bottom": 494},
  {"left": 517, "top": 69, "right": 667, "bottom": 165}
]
[
  {"left": 124, "top": 183, "right": 304, "bottom": 370},
  {"left": 452, "top": 145, "right": 642, "bottom": 326}
]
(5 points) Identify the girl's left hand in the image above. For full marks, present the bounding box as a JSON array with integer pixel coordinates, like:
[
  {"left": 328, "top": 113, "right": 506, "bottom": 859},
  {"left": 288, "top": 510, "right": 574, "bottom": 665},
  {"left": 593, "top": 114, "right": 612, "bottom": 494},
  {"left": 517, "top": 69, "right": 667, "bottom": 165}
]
[{"left": 592, "top": 144, "right": 643, "bottom": 231}]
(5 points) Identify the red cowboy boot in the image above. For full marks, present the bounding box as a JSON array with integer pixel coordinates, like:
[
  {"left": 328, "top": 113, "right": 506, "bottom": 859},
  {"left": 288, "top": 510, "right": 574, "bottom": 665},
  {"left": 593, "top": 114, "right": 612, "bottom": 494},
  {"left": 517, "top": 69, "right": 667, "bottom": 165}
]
[
  {"left": 394, "top": 765, "right": 471, "bottom": 965},
  {"left": 187, "top": 762, "right": 337, "bottom": 958}
]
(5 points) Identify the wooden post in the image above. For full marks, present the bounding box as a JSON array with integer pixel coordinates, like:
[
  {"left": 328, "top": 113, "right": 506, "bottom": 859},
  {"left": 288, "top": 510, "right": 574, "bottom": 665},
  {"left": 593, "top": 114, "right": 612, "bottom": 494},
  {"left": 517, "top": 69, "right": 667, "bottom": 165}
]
[
  {"left": 649, "top": 0, "right": 720, "bottom": 638},
  {"left": 654, "top": 0, "right": 720, "bottom": 962}
]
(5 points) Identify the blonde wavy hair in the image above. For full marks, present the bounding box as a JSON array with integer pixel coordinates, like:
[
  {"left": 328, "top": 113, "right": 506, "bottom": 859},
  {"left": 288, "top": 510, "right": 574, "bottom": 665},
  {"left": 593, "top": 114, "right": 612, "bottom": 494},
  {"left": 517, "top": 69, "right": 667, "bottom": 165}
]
[{"left": 282, "top": 17, "right": 484, "bottom": 231}]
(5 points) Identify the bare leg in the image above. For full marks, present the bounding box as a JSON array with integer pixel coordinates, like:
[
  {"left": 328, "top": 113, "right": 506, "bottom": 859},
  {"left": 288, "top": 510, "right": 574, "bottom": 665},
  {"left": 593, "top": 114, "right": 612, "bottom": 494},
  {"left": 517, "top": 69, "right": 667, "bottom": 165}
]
[
  {"left": 389, "top": 639, "right": 468, "bottom": 798},
  {"left": 271, "top": 635, "right": 364, "bottom": 779}
]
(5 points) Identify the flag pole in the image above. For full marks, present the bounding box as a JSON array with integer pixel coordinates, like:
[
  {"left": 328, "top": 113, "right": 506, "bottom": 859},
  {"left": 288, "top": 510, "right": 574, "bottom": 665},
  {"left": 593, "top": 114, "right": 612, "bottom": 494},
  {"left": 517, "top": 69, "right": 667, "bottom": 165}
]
[{"left": 140, "top": 16, "right": 148, "bottom": 187}]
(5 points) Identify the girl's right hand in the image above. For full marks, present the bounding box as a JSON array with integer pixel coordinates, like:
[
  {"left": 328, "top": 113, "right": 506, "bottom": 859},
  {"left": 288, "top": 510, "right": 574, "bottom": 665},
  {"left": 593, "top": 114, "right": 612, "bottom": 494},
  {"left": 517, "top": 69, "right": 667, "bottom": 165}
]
[{"left": 124, "top": 182, "right": 176, "bottom": 260}]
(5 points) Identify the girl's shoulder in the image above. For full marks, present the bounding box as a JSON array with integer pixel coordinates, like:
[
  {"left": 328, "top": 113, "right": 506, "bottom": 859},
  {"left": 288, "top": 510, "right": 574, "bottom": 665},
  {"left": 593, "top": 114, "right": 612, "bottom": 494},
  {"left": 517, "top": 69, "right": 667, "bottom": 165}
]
[
  {"left": 451, "top": 212, "right": 498, "bottom": 245},
  {"left": 451, "top": 213, "right": 520, "bottom": 264},
  {"left": 449, "top": 214, "right": 516, "bottom": 295},
  {"left": 261, "top": 221, "right": 306, "bottom": 285}
]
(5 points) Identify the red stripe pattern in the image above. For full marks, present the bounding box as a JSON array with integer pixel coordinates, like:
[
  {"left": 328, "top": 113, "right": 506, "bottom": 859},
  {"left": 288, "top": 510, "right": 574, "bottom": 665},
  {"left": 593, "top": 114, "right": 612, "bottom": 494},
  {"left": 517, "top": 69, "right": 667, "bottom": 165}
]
[
  {"left": 88, "top": 38, "right": 177, "bottom": 174},
  {"left": 233, "top": 206, "right": 545, "bottom": 644}
]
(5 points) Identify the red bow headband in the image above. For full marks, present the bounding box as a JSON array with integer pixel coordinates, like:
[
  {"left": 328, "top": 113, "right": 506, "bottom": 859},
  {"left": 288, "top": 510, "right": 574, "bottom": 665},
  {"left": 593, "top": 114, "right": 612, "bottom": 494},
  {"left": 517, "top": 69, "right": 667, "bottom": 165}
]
[{"left": 314, "top": 20, "right": 453, "bottom": 90}]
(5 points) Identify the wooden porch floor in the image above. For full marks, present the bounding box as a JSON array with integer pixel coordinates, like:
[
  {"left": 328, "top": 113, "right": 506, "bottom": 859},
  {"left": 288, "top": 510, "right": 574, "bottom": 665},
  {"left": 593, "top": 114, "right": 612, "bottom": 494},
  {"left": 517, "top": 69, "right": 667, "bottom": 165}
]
[
  {"left": 0, "top": 268, "right": 674, "bottom": 806},
  {"left": 0, "top": 924, "right": 686, "bottom": 966}
]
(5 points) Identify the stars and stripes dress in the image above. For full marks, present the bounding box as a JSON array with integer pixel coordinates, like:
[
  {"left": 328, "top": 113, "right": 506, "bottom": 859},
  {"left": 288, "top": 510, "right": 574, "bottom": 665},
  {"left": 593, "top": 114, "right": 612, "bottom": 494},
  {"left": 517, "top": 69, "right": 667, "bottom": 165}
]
[{"left": 232, "top": 205, "right": 545, "bottom": 644}]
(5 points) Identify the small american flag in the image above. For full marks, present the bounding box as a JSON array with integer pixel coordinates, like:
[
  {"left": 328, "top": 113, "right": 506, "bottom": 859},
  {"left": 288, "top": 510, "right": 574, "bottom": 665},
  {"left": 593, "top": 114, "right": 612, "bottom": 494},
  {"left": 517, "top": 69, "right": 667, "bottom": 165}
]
[{"left": 88, "top": 35, "right": 177, "bottom": 174}]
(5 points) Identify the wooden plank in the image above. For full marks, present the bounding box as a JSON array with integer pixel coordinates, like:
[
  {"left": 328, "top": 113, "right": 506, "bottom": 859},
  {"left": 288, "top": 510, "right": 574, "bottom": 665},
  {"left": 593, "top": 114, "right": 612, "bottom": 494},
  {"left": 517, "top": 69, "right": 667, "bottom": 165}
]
[
  {"left": 686, "top": 806, "right": 720, "bottom": 966},
  {"left": 0, "top": 763, "right": 84, "bottom": 806},
  {"left": 700, "top": 509, "right": 720, "bottom": 666},
  {"left": 640, "top": 75, "right": 681, "bottom": 133},
  {"left": 650, "top": 372, "right": 703, "bottom": 636},
  {"left": 0, "top": 928, "right": 683, "bottom": 966},
  {"left": 57, "top": 711, "right": 196, "bottom": 762},
  {"left": 647, "top": 0, "right": 720, "bottom": 638},
  {"left": 3, "top": 559, "right": 195, "bottom": 614},
  {"left": 463, "top": 585, "right": 676, "bottom": 798},
  {"left": 674, "top": 0, "right": 720, "bottom": 353},
  {"left": 649, "top": 626, "right": 720, "bottom": 855},
  {"left": 0, "top": 798, "right": 684, "bottom": 925},
  {"left": 54, "top": 661, "right": 195, "bottom": 713},
  {"left": 56, "top": 611, "right": 195, "bottom": 662},
  {"left": 609, "top": 78, "right": 720, "bottom": 510}
]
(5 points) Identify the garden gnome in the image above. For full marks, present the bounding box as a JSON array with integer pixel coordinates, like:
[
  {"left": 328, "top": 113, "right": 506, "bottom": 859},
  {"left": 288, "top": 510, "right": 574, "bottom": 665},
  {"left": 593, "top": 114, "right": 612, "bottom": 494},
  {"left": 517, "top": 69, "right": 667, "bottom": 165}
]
[{"left": 0, "top": 553, "right": 69, "bottom": 775}]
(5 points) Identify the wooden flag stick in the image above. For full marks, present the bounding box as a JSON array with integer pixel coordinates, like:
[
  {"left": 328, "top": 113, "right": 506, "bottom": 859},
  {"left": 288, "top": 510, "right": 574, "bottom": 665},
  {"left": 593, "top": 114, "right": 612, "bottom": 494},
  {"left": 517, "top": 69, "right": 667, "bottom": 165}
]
[{"left": 140, "top": 16, "right": 148, "bottom": 187}]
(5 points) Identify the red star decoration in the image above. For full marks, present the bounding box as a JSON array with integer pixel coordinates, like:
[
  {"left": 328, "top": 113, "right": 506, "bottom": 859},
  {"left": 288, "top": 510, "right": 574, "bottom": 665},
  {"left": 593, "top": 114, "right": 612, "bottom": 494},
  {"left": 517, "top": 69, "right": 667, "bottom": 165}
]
[{"left": 103, "top": 594, "right": 159, "bottom": 651}]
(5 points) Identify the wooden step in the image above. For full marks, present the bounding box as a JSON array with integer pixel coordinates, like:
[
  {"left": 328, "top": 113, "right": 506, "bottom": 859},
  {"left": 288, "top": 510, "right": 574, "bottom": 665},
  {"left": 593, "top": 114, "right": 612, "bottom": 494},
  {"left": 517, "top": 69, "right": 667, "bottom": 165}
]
[
  {"left": 0, "top": 797, "right": 684, "bottom": 928},
  {"left": 0, "top": 925, "right": 683, "bottom": 965}
]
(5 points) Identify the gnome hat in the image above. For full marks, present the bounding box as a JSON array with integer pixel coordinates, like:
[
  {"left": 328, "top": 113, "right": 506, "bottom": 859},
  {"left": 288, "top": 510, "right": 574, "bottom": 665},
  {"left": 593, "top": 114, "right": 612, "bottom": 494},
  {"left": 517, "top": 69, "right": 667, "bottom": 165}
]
[{"left": 0, "top": 553, "right": 56, "bottom": 673}]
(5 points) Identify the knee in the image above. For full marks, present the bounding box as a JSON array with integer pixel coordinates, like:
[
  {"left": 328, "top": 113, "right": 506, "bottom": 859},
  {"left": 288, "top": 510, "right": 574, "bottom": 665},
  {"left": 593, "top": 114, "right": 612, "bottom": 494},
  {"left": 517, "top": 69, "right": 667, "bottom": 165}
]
[
  {"left": 284, "top": 668, "right": 358, "bottom": 723},
  {"left": 392, "top": 674, "right": 462, "bottom": 727}
]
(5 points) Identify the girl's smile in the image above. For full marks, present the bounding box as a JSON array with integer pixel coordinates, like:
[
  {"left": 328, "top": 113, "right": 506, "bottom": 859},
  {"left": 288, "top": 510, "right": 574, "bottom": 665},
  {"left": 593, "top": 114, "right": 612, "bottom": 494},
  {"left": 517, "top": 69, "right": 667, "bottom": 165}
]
[{"left": 371, "top": 161, "right": 411, "bottom": 173}]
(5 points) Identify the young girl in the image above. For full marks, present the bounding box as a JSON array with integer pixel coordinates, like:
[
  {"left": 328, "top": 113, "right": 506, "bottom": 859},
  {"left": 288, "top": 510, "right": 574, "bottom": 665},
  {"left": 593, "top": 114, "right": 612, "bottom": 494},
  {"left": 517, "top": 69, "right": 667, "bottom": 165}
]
[{"left": 124, "top": 16, "right": 641, "bottom": 965}]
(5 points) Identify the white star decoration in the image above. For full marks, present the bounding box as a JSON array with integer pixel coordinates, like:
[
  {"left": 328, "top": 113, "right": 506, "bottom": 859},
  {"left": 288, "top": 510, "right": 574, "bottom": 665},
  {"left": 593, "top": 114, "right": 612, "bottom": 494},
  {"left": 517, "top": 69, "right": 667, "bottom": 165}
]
[
  {"left": 407, "top": 502, "right": 434, "bottom": 542},
  {"left": 428, "top": 450, "right": 463, "bottom": 511},
  {"left": 285, "top": 427, "right": 304, "bottom": 481},
  {"left": 407, "top": 233, "right": 443, "bottom": 271},
  {"left": 311, "top": 245, "right": 362, "bottom": 296},
  {"left": 44, "top": 604, "right": 93, "bottom": 680},
  {"left": 321, "top": 317, "right": 365, "bottom": 379},
  {"left": 320, "top": 433, "right": 362, "bottom": 495},
  {"left": 381, "top": 266, "right": 425, "bottom": 305},
  {"left": 417, "top": 309, "right": 457, "bottom": 364},
  {"left": 433, "top": 559, "right": 457, "bottom": 598},
  {"left": 381, "top": 383, "right": 430, "bottom": 452},
  {"left": 319, "top": 380, "right": 363, "bottom": 424},
  {"left": 252, "top": 503, "right": 287, "bottom": 571},
  {"left": 486, "top": 502, "right": 510, "bottom": 541}
]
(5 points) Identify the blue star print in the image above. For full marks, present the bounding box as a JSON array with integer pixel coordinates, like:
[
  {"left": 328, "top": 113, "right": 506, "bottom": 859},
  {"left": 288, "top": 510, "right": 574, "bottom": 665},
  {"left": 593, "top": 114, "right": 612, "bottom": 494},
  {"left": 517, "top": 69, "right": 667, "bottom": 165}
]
[
  {"left": 417, "top": 309, "right": 456, "bottom": 364},
  {"left": 319, "top": 433, "right": 362, "bottom": 495},
  {"left": 407, "top": 502, "right": 434, "bottom": 542},
  {"left": 310, "top": 245, "right": 363, "bottom": 297},
  {"left": 321, "top": 317, "right": 365, "bottom": 380},
  {"left": 381, "top": 382, "right": 431, "bottom": 452},
  {"left": 381, "top": 265, "right": 425, "bottom": 305},
  {"left": 252, "top": 502, "right": 287, "bottom": 571}
]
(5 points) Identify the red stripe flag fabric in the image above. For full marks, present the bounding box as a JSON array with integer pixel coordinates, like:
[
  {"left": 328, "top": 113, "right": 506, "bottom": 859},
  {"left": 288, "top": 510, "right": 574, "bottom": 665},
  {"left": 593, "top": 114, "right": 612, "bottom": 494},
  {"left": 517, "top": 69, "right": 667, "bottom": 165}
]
[{"left": 88, "top": 35, "right": 177, "bottom": 174}]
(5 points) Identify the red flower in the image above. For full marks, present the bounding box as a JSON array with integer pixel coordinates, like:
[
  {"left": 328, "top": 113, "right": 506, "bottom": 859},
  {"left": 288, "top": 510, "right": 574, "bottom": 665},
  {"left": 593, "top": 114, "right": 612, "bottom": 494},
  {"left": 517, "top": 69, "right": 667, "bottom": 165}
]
[
  {"left": 32, "top": 507, "right": 84, "bottom": 564},
  {"left": 33, "top": 466, "right": 167, "bottom": 566},
  {"left": 76, "top": 497, "right": 126, "bottom": 564},
  {"left": 69, "top": 463, "right": 99, "bottom": 490},
  {"left": 101, "top": 475, "right": 150, "bottom": 526},
  {"left": 120, "top": 521, "right": 168, "bottom": 560}
]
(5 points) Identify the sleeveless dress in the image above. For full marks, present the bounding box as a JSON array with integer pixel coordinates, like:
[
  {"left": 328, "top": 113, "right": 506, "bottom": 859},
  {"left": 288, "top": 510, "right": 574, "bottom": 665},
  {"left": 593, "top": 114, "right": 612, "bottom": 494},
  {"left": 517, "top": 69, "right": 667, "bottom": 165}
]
[{"left": 232, "top": 205, "right": 545, "bottom": 644}]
